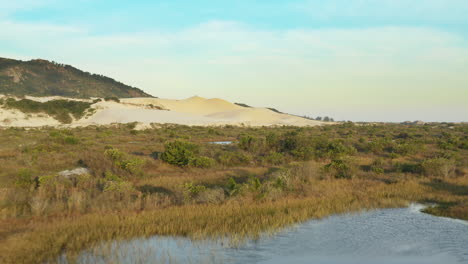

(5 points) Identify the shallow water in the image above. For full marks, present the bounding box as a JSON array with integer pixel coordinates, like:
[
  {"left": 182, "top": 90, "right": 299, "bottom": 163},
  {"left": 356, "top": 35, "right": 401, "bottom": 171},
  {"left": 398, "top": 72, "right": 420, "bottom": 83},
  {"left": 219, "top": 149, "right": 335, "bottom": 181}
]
[
  {"left": 73, "top": 204, "right": 468, "bottom": 264},
  {"left": 208, "top": 141, "right": 233, "bottom": 145}
]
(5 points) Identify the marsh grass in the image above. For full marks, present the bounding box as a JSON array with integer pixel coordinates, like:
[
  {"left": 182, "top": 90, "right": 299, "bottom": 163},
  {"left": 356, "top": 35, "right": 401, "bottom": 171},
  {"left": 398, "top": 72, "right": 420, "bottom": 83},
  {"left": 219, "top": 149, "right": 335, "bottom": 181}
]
[
  {"left": 0, "top": 123, "right": 466, "bottom": 263},
  {"left": 2, "top": 176, "right": 467, "bottom": 264}
]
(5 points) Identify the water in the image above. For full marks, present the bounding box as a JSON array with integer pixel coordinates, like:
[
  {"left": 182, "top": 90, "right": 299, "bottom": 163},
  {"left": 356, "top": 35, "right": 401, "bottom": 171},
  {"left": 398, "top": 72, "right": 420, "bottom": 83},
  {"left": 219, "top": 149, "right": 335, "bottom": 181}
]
[
  {"left": 73, "top": 204, "right": 468, "bottom": 264},
  {"left": 208, "top": 141, "right": 233, "bottom": 145}
]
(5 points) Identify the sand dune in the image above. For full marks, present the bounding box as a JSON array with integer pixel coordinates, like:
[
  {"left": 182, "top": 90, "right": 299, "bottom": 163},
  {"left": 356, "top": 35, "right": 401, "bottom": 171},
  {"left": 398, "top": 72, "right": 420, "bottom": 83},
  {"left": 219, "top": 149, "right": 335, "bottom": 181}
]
[{"left": 0, "top": 95, "right": 324, "bottom": 128}]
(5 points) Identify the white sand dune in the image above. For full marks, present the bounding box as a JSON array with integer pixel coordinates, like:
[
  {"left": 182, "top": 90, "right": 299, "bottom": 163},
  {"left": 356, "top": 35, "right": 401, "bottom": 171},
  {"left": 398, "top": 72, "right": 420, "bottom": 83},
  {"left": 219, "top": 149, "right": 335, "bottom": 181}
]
[
  {"left": 0, "top": 108, "right": 60, "bottom": 127},
  {"left": 0, "top": 95, "right": 324, "bottom": 128}
]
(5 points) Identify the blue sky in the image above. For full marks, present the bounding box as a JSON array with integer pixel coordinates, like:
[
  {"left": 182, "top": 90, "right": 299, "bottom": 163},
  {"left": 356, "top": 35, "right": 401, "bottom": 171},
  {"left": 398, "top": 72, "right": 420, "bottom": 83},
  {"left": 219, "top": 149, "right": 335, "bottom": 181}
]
[{"left": 1, "top": 0, "right": 467, "bottom": 121}]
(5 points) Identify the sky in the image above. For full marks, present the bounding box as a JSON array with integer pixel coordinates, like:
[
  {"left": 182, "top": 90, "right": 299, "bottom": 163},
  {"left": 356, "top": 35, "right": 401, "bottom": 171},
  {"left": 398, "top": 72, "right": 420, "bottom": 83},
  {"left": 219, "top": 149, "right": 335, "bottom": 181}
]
[{"left": 1, "top": 0, "right": 467, "bottom": 122}]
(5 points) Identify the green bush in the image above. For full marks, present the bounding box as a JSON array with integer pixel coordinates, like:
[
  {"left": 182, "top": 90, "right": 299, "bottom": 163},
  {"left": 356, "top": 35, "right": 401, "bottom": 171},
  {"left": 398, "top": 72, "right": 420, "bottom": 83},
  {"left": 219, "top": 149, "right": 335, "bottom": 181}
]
[
  {"left": 315, "top": 140, "right": 355, "bottom": 159},
  {"left": 393, "top": 143, "right": 418, "bottom": 156},
  {"left": 161, "top": 141, "right": 198, "bottom": 167},
  {"left": 63, "top": 136, "right": 79, "bottom": 145},
  {"left": 238, "top": 134, "right": 265, "bottom": 153},
  {"left": 421, "top": 158, "right": 456, "bottom": 178},
  {"left": 263, "top": 151, "right": 285, "bottom": 165},
  {"left": 189, "top": 156, "right": 215, "bottom": 168},
  {"left": 225, "top": 177, "right": 241, "bottom": 196},
  {"left": 182, "top": 182, "right": 206, "bottom": 201},
  {"left": 324, "top": 158, "right": 356, "bottom": 179},
  {"left": 15, "top": 169, "right": 36, "bottom": 189},
  {"left": 104, "top": 148, "right": 145, "bottom": 175}
]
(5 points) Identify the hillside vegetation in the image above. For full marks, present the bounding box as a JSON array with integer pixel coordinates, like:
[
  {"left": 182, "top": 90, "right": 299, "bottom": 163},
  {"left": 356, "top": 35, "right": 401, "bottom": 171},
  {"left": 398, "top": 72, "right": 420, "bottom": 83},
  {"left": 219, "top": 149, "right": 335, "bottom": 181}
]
[
  {"left": 0, "top": 98, "right": 93, "bottom": 123},
  {"left": 0, "top": 57, "right": 152, "bottom": 98}
]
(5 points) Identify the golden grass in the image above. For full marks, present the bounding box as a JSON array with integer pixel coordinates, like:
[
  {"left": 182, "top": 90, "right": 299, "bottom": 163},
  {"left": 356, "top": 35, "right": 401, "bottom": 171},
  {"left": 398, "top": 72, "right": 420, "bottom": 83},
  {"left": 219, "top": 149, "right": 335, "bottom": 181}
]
[{"left": 2, "top": 177, "right": 465, "bottom": 264}]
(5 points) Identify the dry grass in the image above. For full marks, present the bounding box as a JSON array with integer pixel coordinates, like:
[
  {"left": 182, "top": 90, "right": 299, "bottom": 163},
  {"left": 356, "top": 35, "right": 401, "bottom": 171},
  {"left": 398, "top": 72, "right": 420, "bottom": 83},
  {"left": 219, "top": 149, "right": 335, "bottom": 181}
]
[{"left": 1, "top": 176, "right": 467, "bottom": 264}]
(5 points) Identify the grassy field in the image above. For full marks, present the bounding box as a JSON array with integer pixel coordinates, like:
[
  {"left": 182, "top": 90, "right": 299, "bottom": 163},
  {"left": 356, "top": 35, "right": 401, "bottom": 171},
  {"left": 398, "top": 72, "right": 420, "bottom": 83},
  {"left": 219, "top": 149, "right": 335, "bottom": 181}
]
[{"left": 0, "top": 123, "right": 466, "bottom": 263}]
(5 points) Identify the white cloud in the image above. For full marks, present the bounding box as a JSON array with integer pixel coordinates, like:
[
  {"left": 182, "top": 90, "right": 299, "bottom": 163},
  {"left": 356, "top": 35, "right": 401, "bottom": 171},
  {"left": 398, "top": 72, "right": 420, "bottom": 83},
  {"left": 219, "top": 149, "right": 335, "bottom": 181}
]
[
  {"left": 1, "top": 20, "right": 467, "bottom": 121},
  {"left": 295, "top": 0, "right": 468, "bottom": 23}
]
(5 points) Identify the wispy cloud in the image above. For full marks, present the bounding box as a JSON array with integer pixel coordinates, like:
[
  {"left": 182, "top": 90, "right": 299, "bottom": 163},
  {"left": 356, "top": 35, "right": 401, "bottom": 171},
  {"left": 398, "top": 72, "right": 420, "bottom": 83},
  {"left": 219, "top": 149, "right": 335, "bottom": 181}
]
[
  {"left": 1, "top": 3, "right": 467, "bottom": 121},
  {"left": 295, "top": 0, "right": 468, "bottom": 24}
]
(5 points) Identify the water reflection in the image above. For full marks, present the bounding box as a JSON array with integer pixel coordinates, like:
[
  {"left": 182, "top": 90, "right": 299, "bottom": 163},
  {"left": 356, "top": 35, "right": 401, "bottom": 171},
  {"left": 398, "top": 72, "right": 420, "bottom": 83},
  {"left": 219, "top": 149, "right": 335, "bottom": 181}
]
[{"left": 72, "top": 204, "right": 468, "bottom": 264}]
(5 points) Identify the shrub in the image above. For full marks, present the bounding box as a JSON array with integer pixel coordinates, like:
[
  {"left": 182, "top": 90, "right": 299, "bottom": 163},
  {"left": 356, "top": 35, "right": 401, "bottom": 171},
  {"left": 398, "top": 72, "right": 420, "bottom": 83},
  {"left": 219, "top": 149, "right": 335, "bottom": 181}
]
[
  {"left": 263, "top": 151, "right": 285, "bottom": 165},
  {"left": 218, "top": 151, "right": 252, "bottom": 166},
  {"left": 246, "top": 176, "right": 262, "bottom": 192},
  {"left": 421, "top": 158, "right": 456, "bottom": 178},
  {"left": 324, "top": 158, "right": 356, "bottom": 179},
  {"left": 104, "top": 97, "right": 120, "bottom": 103},
  {"left": 393, "top": 143, "right": 418, "bottom": 156},
  {"left": 15, "top": 169, "right": 37, "bottom": 189},
  {"left": 189, "top": 156, "right": 215, "bottom": 168},
  {"left": 63, "top": 136, "right": 79, "bottom": 145},
  {"left": 265, "top": 132, "right": 279, "bottom": 151},
  {"left": 225, "top": 177, "right": 241, "bottom": 196},
  {"left": 238, "top": 134, "right": 264, "bottom": 153},
  {"left": 104, "top": 148, "right": 145, "bottom": 175},
  {"left": 371, "top": 158, "right": 385, "bottom": 174},
  {"left": 394, "top": 162, "right": 423, "bottom": 174},
  {"left": 160, "top": 141, "right": 198, "bottom": 167},
  {"left": 182, "top": 182, "right": 206, "bottom": 201},
  {"left": 104, "top": 148, "right": 125, "bottom": 161},
  {"left": 279, "top": 132, "right": 301, "bottom": 153},
  {"left": 315, "top": 140, "right": 355, "bottom": 159}
]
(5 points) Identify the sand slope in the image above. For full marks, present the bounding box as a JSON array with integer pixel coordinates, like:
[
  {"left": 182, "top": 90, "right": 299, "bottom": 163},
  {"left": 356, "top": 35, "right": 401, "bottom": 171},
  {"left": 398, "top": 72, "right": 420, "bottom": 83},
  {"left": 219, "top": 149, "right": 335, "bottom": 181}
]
[{"left": 0, "top": 95, "right": 324, "bottom": 128}]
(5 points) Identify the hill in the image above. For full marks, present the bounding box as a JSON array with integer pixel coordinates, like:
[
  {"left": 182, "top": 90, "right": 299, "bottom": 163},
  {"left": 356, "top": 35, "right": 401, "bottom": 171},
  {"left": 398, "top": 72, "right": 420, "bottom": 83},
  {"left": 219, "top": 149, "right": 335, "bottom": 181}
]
[{"left": 0, "top": 57, "right": 152, "bottom": 98}]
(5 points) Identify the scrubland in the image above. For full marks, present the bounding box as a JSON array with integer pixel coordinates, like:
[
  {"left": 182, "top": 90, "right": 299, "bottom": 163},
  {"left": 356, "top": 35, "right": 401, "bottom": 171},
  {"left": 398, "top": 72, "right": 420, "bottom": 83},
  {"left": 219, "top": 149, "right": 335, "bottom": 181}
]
[{"left": 0, "top": 122, "right": 466, "bottom": 263}]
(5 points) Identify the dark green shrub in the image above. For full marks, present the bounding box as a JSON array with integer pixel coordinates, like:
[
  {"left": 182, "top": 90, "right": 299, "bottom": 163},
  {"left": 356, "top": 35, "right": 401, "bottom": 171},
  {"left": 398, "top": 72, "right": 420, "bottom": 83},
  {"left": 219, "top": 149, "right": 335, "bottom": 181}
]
[
  {"left": 394, "top": 162, "right": 423, "bottom": 174},
  {"left": 291, "top": 146, "right": 315, "bottom": 160},
  {"left": 265, "top": 132, "right": 280, "bottom": 151},
  {"left": 324, "top": 158, "right": 356, "bottom": 179},
  {"left": 226, "top": 177, "right": 241, "bottom": 196},
  {"left": 315, "top": 140, "right": 355, "bottom": 159},
  {"left": 161, "top": 141, "right": 198, "bottom": 167},
  {"left": 104, "top": 97, "right": 120, "bottom": 103},
  {"left": 63, "top": 136, "right": 79, "bottom": 145},
  {"left": 238, "top": 134, "right": 265, "bottom": 153},
  {"left": 279, "top": 132, "right": 301, "bottom": 153}
]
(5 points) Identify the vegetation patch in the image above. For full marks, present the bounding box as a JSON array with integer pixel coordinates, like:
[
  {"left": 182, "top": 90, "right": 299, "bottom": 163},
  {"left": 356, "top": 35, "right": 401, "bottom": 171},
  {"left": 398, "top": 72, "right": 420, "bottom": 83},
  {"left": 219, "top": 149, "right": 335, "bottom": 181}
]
[{"left": 4, "top": 98, "right": 92, "bottom": 123}]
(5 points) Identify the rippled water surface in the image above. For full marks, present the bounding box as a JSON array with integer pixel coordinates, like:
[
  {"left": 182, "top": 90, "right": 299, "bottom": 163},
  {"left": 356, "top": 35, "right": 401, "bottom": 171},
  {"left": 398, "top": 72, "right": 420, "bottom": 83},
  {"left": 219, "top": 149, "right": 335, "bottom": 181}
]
[{"left": 75, "top": 205, "right": 468, "bottom": 264}]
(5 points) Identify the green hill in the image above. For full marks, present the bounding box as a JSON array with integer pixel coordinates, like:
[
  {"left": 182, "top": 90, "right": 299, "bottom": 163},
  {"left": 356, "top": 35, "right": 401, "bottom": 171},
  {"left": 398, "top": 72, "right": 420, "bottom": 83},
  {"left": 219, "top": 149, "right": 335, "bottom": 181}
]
[{"left": 0, "top": 57, "right": 153, "bottom": 98}]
